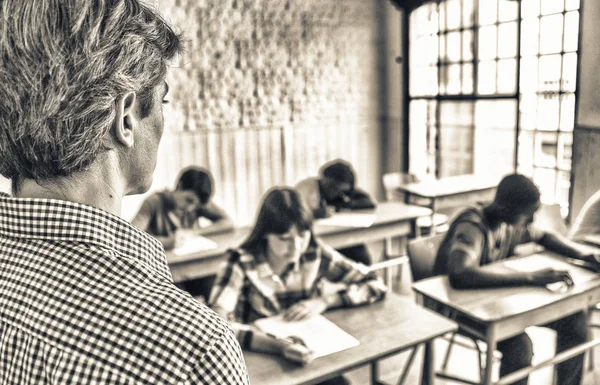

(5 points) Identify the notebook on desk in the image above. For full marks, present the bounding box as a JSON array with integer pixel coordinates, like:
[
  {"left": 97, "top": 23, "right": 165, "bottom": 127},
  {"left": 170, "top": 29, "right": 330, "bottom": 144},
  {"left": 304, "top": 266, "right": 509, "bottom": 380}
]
[{"left": 253, "top": 314, "right": 360, "bottom": 358}]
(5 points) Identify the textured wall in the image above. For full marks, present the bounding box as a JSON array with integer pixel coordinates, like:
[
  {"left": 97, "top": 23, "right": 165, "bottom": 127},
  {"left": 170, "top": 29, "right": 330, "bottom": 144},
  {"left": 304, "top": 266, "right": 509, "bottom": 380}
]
[{"left": 121, "top": 0, "right": 385, "bottom": 223}]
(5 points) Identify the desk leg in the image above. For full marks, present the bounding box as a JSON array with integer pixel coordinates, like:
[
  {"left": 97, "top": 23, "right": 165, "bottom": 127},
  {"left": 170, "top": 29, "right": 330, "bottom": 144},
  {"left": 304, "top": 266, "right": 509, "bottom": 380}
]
[
  {"left": 429, "top": 199, "right": 437, "bottom": 236},
  {"left": 371, "top": 360, "right": 380, "bottom": 385},
  {"left": 384, "top": 237, "right": 396, "bottom": 286},
  {"left": 420, "top": 341, "right": 435, "bottom": 385},
  {"left": 482, "top": 328, "right": 497, "bottom": 385}
]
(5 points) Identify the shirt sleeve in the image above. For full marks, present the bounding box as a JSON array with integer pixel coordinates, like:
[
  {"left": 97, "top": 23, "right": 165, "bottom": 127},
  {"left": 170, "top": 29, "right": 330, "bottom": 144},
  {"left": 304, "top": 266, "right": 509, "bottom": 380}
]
[
  {"left": 180, "top": 328, "right": 250, "bottom": 385},
  {"left": 208, "top": 254, "right": 247, "bottom": 322},
  {"left": 197, "top": 201, "right": 228, "bottom": 222},
  {"left": 447, "top": 221, "right": 486, "bottom": 264},
  {"left": 318, "top": 244, "right": 387, "bottom": 307}
]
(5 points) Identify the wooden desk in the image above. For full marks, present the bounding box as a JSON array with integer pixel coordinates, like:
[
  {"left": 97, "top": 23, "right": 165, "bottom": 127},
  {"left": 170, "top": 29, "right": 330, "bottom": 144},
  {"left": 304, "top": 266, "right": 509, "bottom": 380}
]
[
  {"left": 166, "top": 202, "right": 431, "bottom": 283},
  {"left": 244, "top": 293, "right": 457, "bottom": 385},
  {"left": 396, "top": 174, "right": 499, "bottom": 234},
  {"left": 412, "top": 252, "right": 600, "bottom": 385}
]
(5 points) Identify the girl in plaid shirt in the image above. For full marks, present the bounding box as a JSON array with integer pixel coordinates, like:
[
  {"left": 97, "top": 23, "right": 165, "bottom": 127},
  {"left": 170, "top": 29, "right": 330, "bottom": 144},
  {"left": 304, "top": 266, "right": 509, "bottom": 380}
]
[{"left": 209, "top": 187, "right": 387, "bottom": 384}]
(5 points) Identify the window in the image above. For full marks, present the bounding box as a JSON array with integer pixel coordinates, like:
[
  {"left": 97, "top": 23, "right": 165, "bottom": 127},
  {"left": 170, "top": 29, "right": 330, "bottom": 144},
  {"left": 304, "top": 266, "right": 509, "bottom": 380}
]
[{"left": 407, "top": 0, "right": 580, "bottom": 216}]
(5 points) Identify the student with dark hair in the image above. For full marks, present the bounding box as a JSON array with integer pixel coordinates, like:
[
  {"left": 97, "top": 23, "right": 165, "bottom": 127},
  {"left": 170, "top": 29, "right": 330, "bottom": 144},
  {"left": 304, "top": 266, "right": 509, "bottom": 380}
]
[
  {"left": 295, "top": 159, "right": 376, "bottom": 265},
  {"left": 209, "top": 187, "right": 386, "bottom": 385},
  {"left": 436, "top": 173, "right": 600, "bottom": 385},
  {"left": 132, "top": 166, "right": 234, "bottom": 250}
]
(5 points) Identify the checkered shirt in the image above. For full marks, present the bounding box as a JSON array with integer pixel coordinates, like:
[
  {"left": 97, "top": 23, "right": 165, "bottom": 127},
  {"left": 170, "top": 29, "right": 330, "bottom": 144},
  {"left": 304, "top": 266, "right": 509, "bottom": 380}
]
[
  {"left": 0, "top": 193, "right": 249, "bottom": 385},
  {"left": 208, "top": 240, "right": 387, "bottom": 347}
]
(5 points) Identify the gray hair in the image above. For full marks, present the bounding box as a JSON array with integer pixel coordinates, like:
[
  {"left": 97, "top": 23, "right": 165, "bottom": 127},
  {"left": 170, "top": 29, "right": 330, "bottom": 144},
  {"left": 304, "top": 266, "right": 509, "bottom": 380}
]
[{"left": 0, "top": 0, "right": 183, "bottom": 185}]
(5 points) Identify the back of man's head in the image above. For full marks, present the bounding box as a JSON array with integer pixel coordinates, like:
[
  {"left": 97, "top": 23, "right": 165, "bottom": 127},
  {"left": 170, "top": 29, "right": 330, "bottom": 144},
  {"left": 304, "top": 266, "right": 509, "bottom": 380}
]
[
  {"left": 320, "top": 159, "right": 355, "bottom": 188},
  {"left": 0, "top": 0, "right": 182, "bottom": 188},
  {"left": 494, "top": 173, "right": 541, "bottom": 213}
]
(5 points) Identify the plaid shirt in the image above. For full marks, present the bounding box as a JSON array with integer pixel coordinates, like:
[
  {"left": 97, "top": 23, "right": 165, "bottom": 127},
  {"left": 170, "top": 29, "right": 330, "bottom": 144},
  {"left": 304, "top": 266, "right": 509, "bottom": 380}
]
[
  {"left": 0, "top": 193, "right": 249, "bottom": 385},
  {"left": 208, "top": 240, "right": 386, "bottom": 347}
]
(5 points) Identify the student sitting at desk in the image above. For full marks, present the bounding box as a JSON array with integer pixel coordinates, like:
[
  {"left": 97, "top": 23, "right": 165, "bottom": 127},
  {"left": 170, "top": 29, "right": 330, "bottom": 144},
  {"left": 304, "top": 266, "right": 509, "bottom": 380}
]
[
  {"left": 209, "top": 187, "right": 386, "bottom": 385},
  {"left": 295, "top": 159, "right": 375, "bottom": 265},
  {"left": 435, "top": 174, "right": 600, "bottom": 385},
  {"left": 131, "top": 166, "right": 233, "bottom": 250}
]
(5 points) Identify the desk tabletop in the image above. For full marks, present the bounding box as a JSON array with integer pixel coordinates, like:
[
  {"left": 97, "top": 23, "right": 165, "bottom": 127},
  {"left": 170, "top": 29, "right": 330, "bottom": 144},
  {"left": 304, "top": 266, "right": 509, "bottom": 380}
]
[
  {"left": 412, "top": 252, "right": 600, "bottom": 323},
  {"left": 396, "top": 174, "right": 500, "bottom": 199},
  {"left": 166, "top": 202, "right": 432, "bottom": 265},
  {"left": 244, "top": 293, "right": 457, "bottom": 385}
]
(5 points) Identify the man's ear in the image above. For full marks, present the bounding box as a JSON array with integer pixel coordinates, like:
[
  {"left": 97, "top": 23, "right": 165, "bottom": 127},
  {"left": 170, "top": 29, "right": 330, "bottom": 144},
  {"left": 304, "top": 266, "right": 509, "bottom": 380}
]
[{"left": 114, "top": 92, "right": 137, "bottom": 148}]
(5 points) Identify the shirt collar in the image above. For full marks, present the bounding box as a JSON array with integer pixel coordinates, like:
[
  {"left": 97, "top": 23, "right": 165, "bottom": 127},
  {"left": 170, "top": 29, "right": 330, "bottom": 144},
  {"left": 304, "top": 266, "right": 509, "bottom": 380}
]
[{"left": 0, "top": 193, "right": 171, "bottom": 281}]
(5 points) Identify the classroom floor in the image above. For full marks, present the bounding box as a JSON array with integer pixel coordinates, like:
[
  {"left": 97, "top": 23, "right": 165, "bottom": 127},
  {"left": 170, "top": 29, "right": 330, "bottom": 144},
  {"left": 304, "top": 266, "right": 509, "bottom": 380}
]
[{"left": 342, "top": 262, "right": 600, "bottom": 385}]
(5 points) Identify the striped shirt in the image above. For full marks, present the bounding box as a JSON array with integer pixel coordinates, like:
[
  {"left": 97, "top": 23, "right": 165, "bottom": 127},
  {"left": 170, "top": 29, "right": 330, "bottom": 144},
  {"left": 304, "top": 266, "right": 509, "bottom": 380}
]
[
  {"left": 0, "top": 193, "right": 249, "bottom": 385},
  {"left": 208, "top": 239, "right": 387, "bottom": 347}
]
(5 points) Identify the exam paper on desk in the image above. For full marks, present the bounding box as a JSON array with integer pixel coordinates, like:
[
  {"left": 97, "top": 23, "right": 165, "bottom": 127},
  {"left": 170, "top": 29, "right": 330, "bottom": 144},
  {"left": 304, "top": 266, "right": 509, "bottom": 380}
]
[
  {"left": 253, "top": 314, "right": 360, "bottom": 358},
  {"left": 316, "top": 213, "right": 376, "bottom": 228},
  {"left": 171, "top": 236, "right": 218, "bottom": 256}
]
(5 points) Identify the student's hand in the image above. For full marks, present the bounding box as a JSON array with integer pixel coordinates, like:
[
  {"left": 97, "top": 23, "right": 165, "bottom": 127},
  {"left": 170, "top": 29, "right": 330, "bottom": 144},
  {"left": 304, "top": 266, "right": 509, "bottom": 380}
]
[
  {"left": 324, "top": 206, "right": 336, "bottom": 218},
  {"left": 282, "top": 298, "right": 328, "bottom": 321},
  {"left": 528, "top": 268, "right": 574, "bottom": 287},
  {"left": 282, "top": 341, "right": 314, "bottom": 365}
]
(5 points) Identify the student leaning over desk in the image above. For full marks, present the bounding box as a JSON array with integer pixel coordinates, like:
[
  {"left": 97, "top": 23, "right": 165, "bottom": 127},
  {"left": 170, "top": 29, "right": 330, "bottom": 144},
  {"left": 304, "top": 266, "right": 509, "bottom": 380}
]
[
  {"left": 209, "top": 187, "right": 387, "bottom": 385},
  {"left": 435, "top": 174, "right": 600, "bottom": 385}
]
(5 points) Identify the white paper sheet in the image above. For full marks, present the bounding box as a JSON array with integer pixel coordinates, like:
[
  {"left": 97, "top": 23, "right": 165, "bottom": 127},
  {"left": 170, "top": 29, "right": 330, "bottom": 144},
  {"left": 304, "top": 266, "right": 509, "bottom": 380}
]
[
  {"left": 253, "top": 314, "right": 360, "bottom": 358},
  {"left": 171, "top": 235, "right": 218, "bottom": 256},
  {"left": 316, "top": 213, "right": 376, "bottom": 228},
  {"left": 503, "top": 255, "right": 557, "bottom": 273}
]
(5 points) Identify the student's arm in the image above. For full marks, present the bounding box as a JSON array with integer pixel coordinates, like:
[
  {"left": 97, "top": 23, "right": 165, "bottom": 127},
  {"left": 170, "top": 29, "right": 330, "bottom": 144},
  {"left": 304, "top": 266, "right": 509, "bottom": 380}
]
[
  {"left": 195, "top": 201, "right": 234, "bottom": 236},
  {"left": 310, "top": 244, "right": 387, "bottom": 308},
  {"left": 131, "top": 196, "right": 176, "bottom": 250},
  {"left": 447, "top": 223, "right": 572, "bottom": 289},
  {"left": 534, "top": 227, "right": 600, "bottom": 263},
  {"left": 208, "top": 253, "right": 313, "bottom": 364}
]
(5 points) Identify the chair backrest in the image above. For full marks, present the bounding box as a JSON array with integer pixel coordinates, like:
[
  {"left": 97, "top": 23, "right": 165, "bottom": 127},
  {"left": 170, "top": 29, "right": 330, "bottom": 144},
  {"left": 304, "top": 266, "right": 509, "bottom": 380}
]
[
  {"left": 407, "top": 233, "right": 447, "bottom": 282},
  {"left": 534, "top": 203, "right": 568, "bottom": 236},
  {"left": 382, "top": 172, "right": 418, "bottom": 201}
]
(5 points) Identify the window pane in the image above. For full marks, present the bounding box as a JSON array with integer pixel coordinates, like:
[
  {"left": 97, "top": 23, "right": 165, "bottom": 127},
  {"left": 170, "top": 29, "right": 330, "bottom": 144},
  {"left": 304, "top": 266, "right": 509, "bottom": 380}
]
[
  {"left": 533, "top": 168, "right": 556, "bottom": 205},
  {"left": 479, "top": 0, "right": 498, "bottom": 25},
  {"left": 563, "top": 12, "right": 579, "bottom": 52},
  {"left": 562, "top": 53, "right": 577, "bottom": 92},
  {"left": 446, "top": 0, "right": 461, "bottom": 30},
  {"left": 520, "top": 57, "right": 538, "bottom": 93},
  {"left": 498, "top": 22, "right": 518, "bottom": 58},
  {"left": 410, "top": 65, "right": 438, "bottom": 96},
  {"left": 518, "top": 131, "right": 535, "bottom": 175},
  {"left": 474, "top": 100, "right": 516, "bottom": 178},
  {"left": 462, "top": 63, "right": 473, "bottom": 94},
  {"left": 447, "top": 32, "right": 461, "bottom": 62},
  {"left": 558, "top": 133, "right": 573, "bottom": 170},
  {"left": 462, "top": 31, "right": 473, "bottom": 61},
  {"left": 521, "top": 0, "right": 540, "bottom": 19},
  {"left": 560, "top": 94, "right": 575, "bottom": 131},
  {"left": 439, "top": 34, "right": 446, "bottom": 61},
  {"left": 479, "top": 25, "right": 497, "bottom": 60},
  {"left": 462, "top": 0, "right": 474, "bottom": 27},
  {"left": 440, "top": 65, "right": 448, "bottom": 95},
  {"left": 519, "top": 94, "right": 537, "bottom": 130},
  {"left": 409, "top": 100, "right": 438, "bottom": 177},
  {"left": 478, "top": 61, "right": 496, "bottom": 94},
  {"left": 540, "top": 15, "right": 564, "bottom": 54},
  {"left": 447, "top": 64, "right": 461, "bottom": 94},
  {"left": 439, "top": 1, "right": 446, "bottom": 31},
  {"left": 541, "top": 0, "right": 564, "bottom": 15},
  {"left": 497, "top": 59, "right": 517, "bottom": 94},
  {"left": 498, "top": 0, "right": 518, "bottom": 22},
  {"left": 520, "top": 18, "right": 539, "bottom": 57},
  {"left": 556, "top": 171, "right": 571, "bottom": 212},
  {"left": 534, "top": 132, "right": 558, "bottom": 168},
  {"left": 537, "top": 95, "right": 560, "bottom": 131},
  {"left": 538, "top": 54, "right": 562, "bottom": 92},
  {"left": 440, "top": 102, "right": 474, "bottom": 177},
  {"left": 566, "top": 0, "right": 580, "bottom": 11}
]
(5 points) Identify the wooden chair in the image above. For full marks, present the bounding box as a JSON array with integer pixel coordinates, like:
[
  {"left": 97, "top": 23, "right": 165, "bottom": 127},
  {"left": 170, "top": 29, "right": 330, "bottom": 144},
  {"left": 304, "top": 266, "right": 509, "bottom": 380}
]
[
  {"left": 407, "top": 233, "right": 497, "bottom": 383},
  {"left": 382, "top": 172, "right": 449, "bottom": 234}
]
